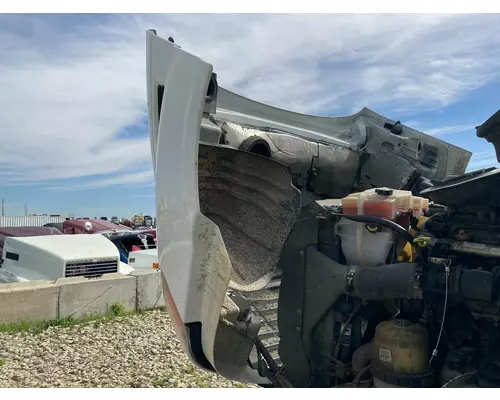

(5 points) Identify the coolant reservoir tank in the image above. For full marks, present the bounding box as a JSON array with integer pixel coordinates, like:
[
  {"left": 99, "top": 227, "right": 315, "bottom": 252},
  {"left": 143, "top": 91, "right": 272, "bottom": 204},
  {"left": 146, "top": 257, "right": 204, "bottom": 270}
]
[
  {"left": 335, "top": 218, "right": 394, "bottom": 266},
  {"left": 373, "top": 319, "right": 429, "bottom": 375},
  {"left": 341, "top": 187, "right": 429, "bottom": 220}
]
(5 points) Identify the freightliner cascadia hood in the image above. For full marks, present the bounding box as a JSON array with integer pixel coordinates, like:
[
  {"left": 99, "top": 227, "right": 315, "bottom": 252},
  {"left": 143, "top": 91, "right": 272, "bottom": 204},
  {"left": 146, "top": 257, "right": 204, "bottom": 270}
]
[{"left": 146, "top": 30, "right": 471, "bottom": 385}]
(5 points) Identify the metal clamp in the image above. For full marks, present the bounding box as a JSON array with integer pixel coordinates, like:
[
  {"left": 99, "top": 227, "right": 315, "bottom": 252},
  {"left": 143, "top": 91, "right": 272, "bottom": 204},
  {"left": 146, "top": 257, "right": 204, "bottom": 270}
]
[{"left": 346, "top": 266, "right": 357, "bottom": 294}]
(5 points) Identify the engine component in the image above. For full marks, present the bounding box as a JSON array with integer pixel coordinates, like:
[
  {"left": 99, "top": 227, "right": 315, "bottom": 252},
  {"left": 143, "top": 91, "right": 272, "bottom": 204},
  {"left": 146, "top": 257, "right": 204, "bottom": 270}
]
[
  {"left": 423, "top": 261, "right": 500, "bottom": 311},
  {"left": 330, "top": 212, "right": 418, "bottom": 249},
  {"left": 372, "top": 319, "right": 432, "bottom": 388},
  {"left": 327, "top": 187, "right": 429, "bottom": 269},
  {"left": 461, "top": 269, "right": 496, "bottom": 302},
  {"left": 373, "top": 319, "right": 429, "bottom": 374},
  {"left": 341, "top": 187, "right": 429, "bottom": 220},
  {"left": 286, "top": 181, "right": 500, "bottom": 388},
  {"left": 335, "top": 219, "right": 395, "bottom": 267},
  {"left": 351, "top": 342, "right": 374, "bottom": 376},
  {"left": 440, "top": 348, "right": 476, "bottom": 387},
  {"left": 436, "top": 239, "right": 500, "bottom": 259},
  {"left": 349, "top": 263, "right": 422, "bottom": 300}
]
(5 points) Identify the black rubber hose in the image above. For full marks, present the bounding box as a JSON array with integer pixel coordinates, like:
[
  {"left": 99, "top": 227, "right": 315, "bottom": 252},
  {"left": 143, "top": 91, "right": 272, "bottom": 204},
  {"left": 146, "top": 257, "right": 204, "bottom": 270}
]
[
  {"left": 351, "top": 342, "right": 374, "bottom": 375},
  {"left": 353, "top": 365, "right": 372, "bottom": 386}
]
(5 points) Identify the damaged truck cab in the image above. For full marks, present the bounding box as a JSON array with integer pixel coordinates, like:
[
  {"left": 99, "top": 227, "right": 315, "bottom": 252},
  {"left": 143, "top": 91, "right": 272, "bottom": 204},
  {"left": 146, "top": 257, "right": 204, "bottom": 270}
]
[{"left": 145, "top": 30, "right": 500, "bottom": 388}]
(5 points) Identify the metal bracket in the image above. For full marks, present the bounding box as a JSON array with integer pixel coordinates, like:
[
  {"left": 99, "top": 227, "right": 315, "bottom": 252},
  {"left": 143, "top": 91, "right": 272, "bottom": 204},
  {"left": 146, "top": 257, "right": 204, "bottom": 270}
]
[{"left": 254, "top": 338, "right": 293, "bottom": 388}]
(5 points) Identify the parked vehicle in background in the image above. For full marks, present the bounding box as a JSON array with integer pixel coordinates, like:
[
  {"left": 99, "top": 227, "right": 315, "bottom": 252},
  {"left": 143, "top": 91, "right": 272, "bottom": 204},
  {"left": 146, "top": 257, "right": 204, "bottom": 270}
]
[
  {"left": 128, "top": 248, "right": 158, "bottom": 270},
  {"left": 43, "top": 222, "right": 64, "bottom": 232},
  {"left": 135, "top": 229, "right": 156, "bottom": 238},
  {"left": 61, "top": 219, "right": 155, "bottom": 265},
  {"left": 143, "top": 215, "right": 153, "bottom": 227},
  {"left": 62, "top": 219, "right": 131, "bottom": 235},
  {"left": 0, "top": 226, "right": 62, "bottom": 259},
  {"left": 111, "top": 216, "right": 119, "bottom": 224},
  {"left": 105, "top": 231, "right": 156, "bottom": 266},
  {"left": 0, "top": 234, "right": 133, "bottom": 283},
  {"left": 132, "top": 215, "right": 144, "bottom": 229}
]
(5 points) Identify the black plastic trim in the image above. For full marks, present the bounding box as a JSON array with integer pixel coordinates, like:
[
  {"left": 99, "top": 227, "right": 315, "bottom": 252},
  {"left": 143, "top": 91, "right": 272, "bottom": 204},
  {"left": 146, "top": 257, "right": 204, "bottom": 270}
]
[
  {"left": 185, "top": 322, "right": 216, "bottom": 372},
  {"left": 5, "top": 252, "right": 19, "bottom": 261}
]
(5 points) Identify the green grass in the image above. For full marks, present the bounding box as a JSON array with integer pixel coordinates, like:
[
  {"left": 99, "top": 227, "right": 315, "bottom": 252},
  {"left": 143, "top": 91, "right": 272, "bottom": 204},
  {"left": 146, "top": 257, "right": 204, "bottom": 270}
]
[
  {"left": 0, "top": 359, "right": 5, "bottom": 368},
  {"left": 110, "top": 302, "right": 125, "bottom": 317},
  {"left": 151, "top": 371, "right": 179, "bottom": 388},
  {"left": 0, "top": 304, "right": 165, "bottom": 335},
  {"left": 0, "top": 315, "right": 79, "bottom": 334},
  {"left": 151, "top": 365, "right": 215, "bottom": 388},
  {"left": 150, "top": 364, "right": 250, "bottom": 388}
]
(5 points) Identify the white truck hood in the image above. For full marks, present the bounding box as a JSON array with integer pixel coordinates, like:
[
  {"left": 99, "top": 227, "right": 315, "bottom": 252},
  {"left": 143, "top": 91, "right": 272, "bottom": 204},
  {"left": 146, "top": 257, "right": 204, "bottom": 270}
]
[{"left": 10, "top": 234, "right": 119, "bottom": 260}]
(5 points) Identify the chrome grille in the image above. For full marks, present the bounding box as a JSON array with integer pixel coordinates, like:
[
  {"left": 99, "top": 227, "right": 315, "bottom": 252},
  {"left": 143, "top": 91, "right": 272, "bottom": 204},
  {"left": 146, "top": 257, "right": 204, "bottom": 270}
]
[{"left": 65, "top": 258, "right": 118, "bottom": 278}]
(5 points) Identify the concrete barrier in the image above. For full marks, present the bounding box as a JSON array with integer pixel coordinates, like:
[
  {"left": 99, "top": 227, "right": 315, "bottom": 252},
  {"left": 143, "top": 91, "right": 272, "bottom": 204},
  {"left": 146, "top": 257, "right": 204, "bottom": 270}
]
[
  {"left": 0, "top": 270, "right": 166, "bottom": 324},
  {"left": 0, "top": 280, "right": 59, "bottom": 323},
  {"left": 132, "top": 269, "right": 165, "bottom": 310},
  {"left": 57, "top": 274, "right": 137, "bottom": 318}
]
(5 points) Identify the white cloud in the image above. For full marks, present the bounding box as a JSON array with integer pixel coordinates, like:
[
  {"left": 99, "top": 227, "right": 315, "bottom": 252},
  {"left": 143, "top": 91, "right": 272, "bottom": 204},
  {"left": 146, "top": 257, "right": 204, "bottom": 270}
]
[
  {"left": 46, "top": 170, "right": 154, "bottom": 191},
  {"left": 132, "top": 193, "right": 155, "bottom": 199},
  {"left": 467, "top": 150, "right": 500, "bottom": 171},
  {"left": 0, "top": 15, "right": 150, "bottom": 187},
  {"left": 1, "top": 14, "right": 500, "bottom": 189},
  {"left": 425, "top": 124, "right": 477, "bottom": 136}
]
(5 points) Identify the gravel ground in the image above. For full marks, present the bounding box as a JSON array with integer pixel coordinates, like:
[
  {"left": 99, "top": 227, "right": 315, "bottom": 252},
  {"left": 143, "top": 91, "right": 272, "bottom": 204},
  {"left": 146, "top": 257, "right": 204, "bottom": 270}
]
[{"left": 0, "top": 309, "right": 255, "bottom": 388}]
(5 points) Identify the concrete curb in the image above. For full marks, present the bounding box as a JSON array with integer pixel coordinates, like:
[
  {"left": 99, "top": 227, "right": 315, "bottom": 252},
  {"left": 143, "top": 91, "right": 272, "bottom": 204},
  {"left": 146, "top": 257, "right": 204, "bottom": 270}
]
[{"left": 0, "top": 270, "right": 164, "bottom": 324}]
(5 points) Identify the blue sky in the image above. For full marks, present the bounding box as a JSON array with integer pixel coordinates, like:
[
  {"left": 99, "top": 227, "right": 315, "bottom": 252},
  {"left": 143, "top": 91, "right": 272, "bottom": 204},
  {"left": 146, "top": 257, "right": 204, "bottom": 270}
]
[{"left": 0, "top": 14, "right": 499, "bottom": 217}]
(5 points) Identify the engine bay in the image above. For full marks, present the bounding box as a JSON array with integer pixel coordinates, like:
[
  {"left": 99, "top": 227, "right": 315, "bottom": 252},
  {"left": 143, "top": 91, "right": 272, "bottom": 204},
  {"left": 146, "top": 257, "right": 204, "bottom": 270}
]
[{"left": 274, "top": 167, "right": 500, "bottom": 388}]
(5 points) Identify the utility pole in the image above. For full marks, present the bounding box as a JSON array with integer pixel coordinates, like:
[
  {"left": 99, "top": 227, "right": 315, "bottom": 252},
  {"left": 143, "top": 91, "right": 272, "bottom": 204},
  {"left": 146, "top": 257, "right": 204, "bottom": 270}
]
[
  {"left": 25, "top": 204, "right": 28, "bottom": 217},
  {"left": 1, "top": 198, "right": 4, "bottom": 217}
]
